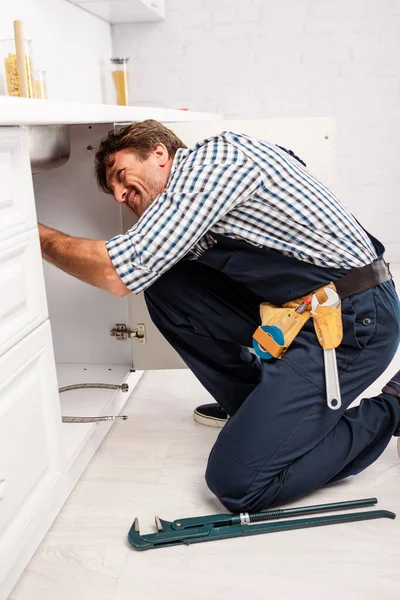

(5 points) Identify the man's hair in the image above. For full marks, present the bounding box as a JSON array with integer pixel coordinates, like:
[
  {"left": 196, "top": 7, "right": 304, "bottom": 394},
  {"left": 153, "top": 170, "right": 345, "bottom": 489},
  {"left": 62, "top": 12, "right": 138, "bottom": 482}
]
[{"left": 95, "top": 119, "right": 187, "bottom": 193}]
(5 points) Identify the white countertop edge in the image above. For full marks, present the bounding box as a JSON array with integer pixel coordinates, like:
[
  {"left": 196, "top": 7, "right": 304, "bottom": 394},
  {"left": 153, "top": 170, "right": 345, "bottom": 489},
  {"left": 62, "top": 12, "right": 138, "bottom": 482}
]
[{"left": 0, "top": 96, "right": 222, "bottom": 126}]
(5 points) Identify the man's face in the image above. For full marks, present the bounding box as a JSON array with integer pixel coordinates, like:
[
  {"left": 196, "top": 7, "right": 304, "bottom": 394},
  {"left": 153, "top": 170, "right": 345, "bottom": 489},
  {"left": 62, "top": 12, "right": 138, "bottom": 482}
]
[{"left": 105, "top": 144, "right": 172, "bottom": 218}]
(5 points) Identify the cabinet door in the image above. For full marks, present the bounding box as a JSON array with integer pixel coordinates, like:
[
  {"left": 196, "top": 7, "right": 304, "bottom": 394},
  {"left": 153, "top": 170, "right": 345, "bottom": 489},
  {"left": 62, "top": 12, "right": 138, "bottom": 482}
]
[
  {"left": 0, "top": 127, "right": 37, "bottom": 242},
  {"left": 0, "top": 228, "right": 48, "bottom": 357},
  {"left": 127, "top": 117, "right": 337, "bottom": 370},
  {"left": 0, "top": 321, "right": 63, "bottom": 594}
]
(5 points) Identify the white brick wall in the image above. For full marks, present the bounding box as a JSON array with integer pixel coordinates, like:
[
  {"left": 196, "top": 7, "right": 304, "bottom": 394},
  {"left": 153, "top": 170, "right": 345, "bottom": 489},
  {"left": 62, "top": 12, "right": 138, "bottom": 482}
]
[{"left": 112, "top": 0, "right": 400, "bottom": 262}]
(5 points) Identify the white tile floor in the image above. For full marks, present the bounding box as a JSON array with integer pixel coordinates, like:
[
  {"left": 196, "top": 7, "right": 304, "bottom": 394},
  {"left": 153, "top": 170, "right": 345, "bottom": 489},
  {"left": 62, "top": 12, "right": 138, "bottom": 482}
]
[{"left": 9, "top": 357, "right": 400, "bottom": 600}]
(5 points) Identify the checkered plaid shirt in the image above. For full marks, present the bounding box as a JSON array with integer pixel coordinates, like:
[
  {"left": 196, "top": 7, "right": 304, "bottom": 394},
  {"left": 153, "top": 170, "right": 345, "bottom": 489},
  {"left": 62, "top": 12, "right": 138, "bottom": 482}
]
[{"left": 106, "top": 131, "right": 377, "bottom": 294}]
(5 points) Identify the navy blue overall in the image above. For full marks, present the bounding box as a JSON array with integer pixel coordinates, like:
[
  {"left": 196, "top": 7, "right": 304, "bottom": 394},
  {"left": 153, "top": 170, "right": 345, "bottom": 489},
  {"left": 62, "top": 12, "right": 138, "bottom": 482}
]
[{"left": 144, "top": 233, "right": 400, "bottom": 512}]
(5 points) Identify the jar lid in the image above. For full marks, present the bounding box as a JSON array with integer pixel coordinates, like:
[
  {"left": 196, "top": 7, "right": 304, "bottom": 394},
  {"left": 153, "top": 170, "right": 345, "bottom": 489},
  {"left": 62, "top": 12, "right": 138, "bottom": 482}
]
[{"left": 110, "top": 57, "right": 129, "bottom": 64}]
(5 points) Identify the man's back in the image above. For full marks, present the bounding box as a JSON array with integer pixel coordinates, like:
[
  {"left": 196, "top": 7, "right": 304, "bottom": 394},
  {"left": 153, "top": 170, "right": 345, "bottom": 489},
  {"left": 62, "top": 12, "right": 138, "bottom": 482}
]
[{"left": 172, "top": 130, "right": 377, "bottom": 270}]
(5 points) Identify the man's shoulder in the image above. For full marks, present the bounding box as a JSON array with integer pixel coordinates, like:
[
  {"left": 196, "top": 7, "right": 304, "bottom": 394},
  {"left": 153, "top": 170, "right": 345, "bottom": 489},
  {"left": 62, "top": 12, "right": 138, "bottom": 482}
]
[
  {"left": 191, "top": 130, "right": 250, "bottom": 148},
  {"left": 168, "top": 132, "right": 255, "bottom": 184},
  {"left": 181, "top": 130, "right": 259, "bottom": 165}
]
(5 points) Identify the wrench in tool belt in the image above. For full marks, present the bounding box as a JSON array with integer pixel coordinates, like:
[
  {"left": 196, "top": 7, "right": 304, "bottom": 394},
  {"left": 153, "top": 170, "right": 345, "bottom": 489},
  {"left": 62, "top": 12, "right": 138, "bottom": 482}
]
[{"left": 311, "top": 288, "right": 342, "bottom": 411}]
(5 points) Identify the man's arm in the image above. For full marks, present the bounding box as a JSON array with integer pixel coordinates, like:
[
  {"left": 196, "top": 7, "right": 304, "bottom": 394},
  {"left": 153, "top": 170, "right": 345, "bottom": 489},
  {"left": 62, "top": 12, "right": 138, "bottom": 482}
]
[{"left": 38, "top": 223, "right": 131, "bottom": 297}]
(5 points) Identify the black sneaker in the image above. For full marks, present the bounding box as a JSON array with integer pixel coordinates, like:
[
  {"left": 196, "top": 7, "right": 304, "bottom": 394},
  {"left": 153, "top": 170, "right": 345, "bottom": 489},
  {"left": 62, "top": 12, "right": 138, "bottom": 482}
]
[{"left": 193, "top": 403, "right": 229, "bottom": 428}]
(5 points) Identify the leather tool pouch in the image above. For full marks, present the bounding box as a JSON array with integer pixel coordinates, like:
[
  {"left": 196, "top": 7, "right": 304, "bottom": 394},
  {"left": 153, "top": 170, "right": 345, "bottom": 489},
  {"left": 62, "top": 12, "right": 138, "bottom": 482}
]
[
  {"left": 252, "top": 283, "right": 343, "bottom": 359},
  {"left": 252, "top": 299, "right": 311, "bottom": 359}
]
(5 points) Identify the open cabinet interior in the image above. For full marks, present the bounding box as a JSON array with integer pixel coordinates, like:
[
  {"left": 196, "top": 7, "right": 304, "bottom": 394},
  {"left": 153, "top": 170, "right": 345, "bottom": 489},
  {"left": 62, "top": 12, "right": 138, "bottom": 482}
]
[
  {"left": 121, "top": 116, "right": 339, "bottom": 371},
  {"left": 32, "top": 123, "right": 142, "bottom": 465}
]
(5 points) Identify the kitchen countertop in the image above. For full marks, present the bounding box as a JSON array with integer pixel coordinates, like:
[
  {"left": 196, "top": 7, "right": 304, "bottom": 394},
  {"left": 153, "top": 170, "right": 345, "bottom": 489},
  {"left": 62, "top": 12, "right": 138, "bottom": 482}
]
[{"left": 0, "top": 96, "right": 222, "bottom": 126}]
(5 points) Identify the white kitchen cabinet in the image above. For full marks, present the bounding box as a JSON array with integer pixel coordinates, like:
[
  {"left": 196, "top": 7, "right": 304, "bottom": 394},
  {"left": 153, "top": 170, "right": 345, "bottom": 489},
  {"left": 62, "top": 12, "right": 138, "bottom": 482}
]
[
  {"left": 0, "top": 101, "right": 222, "bottom": 600},
  {"left": 67, "top": 0, "right": 165, "bottom": 24},
  {"left": 0, "top": 123, "right": 144, "bottom": 600},
  {"left": 0, "top": 109, "right": 337, "bottom": 599}
]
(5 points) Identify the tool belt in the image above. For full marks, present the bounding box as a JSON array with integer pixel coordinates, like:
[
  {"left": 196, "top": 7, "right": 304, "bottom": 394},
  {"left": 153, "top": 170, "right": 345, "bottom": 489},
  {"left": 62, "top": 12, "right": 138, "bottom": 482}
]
[{"left": 252, "top": 258, "right": 392, "bottom": 360}]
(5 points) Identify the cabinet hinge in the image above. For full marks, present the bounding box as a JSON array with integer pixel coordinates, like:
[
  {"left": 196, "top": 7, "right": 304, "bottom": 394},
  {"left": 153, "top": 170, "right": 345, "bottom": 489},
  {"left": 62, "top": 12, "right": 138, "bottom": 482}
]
[{"left": 110, "top": 323, "right": 146, "bottom": 343}]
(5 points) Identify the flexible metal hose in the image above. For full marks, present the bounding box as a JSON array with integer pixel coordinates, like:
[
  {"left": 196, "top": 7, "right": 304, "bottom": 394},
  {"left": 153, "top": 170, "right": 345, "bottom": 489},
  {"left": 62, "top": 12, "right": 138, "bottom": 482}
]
[
  {"left": 59, "top": 382, "right": 129, "bottom": 423},
  {"left": 59, "top": 382, "right": 129, "bottom": 393}
]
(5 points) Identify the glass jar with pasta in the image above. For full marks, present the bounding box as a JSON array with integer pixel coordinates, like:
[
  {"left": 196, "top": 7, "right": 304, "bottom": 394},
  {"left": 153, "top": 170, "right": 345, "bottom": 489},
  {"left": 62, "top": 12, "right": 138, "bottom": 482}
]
[
  {"left": 1, "top": 38, "right": 34, "bottom": 97},
  {"left": 33, "top": 70, "right": 47, "bottom": 99},
  {"left": 110, "top": 57, "right": 129, "bottom": 106}
]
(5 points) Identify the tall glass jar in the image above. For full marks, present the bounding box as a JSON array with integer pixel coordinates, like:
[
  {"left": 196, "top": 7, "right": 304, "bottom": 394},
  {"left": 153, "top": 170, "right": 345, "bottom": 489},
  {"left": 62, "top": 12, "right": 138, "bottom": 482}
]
[
  {"left": 1, "top": 38, "right": 34, "bottom": 97},
  {"left": 111, "top": 57, "right": 129, "bottom": 106},
  {"left": 34, "top": 70, "right": 47, "bottom": 99}
]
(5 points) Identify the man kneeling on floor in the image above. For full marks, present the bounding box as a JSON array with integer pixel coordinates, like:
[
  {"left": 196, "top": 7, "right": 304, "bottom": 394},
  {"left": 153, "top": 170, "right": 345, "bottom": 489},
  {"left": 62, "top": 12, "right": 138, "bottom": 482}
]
[{"left": 38, "top": 120, "right": 400, "bottom": 513}]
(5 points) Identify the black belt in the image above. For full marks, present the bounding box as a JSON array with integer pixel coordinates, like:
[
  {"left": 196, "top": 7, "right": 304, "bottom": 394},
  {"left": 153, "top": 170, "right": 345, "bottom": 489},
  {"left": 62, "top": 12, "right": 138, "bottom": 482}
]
[{"left": 334, "top": 259, "right": 393, "bottom": 300}]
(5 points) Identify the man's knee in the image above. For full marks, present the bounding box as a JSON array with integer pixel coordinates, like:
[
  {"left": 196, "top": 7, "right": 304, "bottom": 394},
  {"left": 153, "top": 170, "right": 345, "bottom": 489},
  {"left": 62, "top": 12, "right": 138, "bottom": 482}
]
[{"left": 205, "top": 441, "right": 275, "bottom": 513}]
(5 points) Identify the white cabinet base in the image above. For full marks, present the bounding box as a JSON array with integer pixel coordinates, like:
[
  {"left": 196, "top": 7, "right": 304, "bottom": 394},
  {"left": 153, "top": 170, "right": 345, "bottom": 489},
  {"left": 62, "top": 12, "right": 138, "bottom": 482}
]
[
  {"left": 0, "top": 322, "right": 62, "bottom": 600},
  {"left": 57, "top": 364, "right": 143, "bottom": 480}
]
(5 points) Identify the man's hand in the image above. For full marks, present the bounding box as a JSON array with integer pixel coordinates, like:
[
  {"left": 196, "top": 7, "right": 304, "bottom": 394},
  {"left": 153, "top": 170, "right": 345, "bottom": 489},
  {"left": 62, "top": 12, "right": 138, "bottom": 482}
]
[{"left": 38, "top": 223, "right": 131, "bottom": 297}]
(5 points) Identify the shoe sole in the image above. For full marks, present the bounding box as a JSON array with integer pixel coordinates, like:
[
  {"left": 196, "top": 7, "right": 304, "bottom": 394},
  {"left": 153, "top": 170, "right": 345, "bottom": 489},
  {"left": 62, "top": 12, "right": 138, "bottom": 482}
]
[{"left": 193, "top": 410, "right": 227, "bottom": 428}]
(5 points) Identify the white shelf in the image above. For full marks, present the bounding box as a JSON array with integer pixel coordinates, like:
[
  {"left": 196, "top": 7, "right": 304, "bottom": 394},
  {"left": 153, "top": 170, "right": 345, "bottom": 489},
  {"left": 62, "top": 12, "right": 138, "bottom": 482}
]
[
  {"left": 57, "top": 363, "right": 143, "bottom": 465},
  {"left": 67, "top": 0, "right": 165, "bottom": 24},
  {"left": 0, "top": 96, "right": 222, "bottom": 126}
]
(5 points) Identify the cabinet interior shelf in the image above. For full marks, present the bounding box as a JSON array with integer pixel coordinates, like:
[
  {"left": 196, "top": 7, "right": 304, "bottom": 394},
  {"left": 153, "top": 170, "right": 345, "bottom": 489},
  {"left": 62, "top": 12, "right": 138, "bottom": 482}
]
[{"left": 57, "top": 363, "right": 143, "bottom": 465}]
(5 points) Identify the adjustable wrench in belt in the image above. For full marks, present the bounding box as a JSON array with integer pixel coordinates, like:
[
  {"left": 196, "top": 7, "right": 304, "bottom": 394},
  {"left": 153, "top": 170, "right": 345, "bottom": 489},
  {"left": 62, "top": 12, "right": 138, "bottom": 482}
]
[{"left": 311, "top": 288, "right": 342, "bottom": 410}]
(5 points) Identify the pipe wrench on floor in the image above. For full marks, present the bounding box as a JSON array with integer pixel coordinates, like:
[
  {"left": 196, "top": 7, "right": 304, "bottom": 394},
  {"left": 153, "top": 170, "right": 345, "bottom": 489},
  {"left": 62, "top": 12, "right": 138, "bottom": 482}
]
[{"left": 128, "top": 497, "right": 395, "bottom": 550}]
